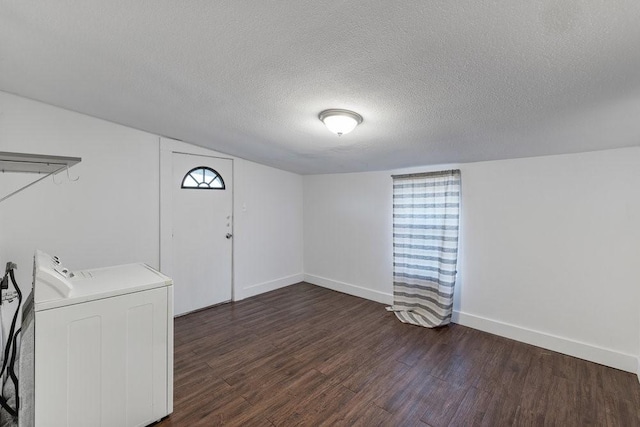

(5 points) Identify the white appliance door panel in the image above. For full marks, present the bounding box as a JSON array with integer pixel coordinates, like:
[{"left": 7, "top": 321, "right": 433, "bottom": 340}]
[{"left": 35, "top": 288, "right": 168, "bottom": 427}]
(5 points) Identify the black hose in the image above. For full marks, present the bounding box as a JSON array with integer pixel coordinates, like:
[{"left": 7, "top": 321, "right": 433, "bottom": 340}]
[
  {"left": 0, "top": 268, "right": 21, "bottom": 378},
  {"left": 0, "top": 265, "right": 23, "bottom": 418},
  {"left": 0, "top": 328, "right": 20, "bottom": 418},
  {"left": 7, "top": 327, "right": 21, "bottom": 410},
  {"left": 0, "top": 392, "right": 17, "bottom": 417}
]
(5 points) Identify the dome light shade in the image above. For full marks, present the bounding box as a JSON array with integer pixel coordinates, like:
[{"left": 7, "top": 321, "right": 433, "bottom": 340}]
[{"left": 319, "top": 109, "right": 363, "bottom": 136}]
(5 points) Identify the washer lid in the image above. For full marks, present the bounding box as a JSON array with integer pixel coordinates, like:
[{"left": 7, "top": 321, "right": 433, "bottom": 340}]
[{"left": 35, "top": 263, "right": 173, "bottom": 311}]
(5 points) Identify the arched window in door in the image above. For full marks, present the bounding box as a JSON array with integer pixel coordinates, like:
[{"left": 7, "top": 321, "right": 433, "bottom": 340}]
[{"left": 181, "top": 166, "right": 225, "bottom": 190}]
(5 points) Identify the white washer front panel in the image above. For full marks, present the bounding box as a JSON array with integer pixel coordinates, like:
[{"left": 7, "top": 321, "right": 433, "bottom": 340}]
[{"left": 35, "top": 287, "right": 170, "bottom": 427}]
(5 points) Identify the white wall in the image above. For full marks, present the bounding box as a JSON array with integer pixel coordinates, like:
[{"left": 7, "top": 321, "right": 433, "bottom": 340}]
[
  {"left": 0, "top": 91, "right": 161, "bottom": 289},
  {"left": 304, "top": 147, "right": 640, "bottom": 373},
  {"left": 304, "top": 171, "right": 394, "bottom": 303},
  {"left": 459, "top": 149, "right": 640, "bottom": 372},
  {"left": 0, "top": 91, "right": 304, "bottom": 316},
  {"left": 233, "top": 159, "right": 304, "bottom": 299}
]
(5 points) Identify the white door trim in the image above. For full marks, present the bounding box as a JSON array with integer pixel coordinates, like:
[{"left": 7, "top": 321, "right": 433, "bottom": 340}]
[{"left": 159, "top": 137, "right": 235, "bottom": 303}]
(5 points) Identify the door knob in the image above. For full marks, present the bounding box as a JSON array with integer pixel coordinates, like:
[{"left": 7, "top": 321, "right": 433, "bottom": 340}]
[{"left": 226, "top": 233, "right": 233, "bottom": 239}]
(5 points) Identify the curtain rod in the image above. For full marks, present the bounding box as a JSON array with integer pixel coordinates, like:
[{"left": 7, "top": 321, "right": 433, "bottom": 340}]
[{"left": 391, "top": 169, "right": 460, "bottom": 179}]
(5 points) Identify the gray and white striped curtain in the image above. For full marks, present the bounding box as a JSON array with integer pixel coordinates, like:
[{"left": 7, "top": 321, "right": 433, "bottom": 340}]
[{"left": 387, "top": 170, "right": 461, "bottom": 328}]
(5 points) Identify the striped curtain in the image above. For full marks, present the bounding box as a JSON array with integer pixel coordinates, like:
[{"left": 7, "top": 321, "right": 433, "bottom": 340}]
[{"left": 387, "top": 170, "right": 461, "bottom": 328}]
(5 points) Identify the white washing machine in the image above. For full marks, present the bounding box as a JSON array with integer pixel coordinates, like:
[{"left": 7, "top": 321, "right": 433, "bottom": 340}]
[{"left": 20, "top": 250, "right": 173, "bottom": 427}]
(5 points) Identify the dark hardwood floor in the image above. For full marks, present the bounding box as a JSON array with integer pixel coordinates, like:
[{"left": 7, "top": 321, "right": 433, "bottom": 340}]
[{"left": 156, "top": 283, "right": 640, "bottom": 426}]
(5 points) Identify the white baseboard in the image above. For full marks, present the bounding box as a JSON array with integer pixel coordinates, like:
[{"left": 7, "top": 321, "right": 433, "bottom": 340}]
[
  {"left": 235, "top": 273, "right": 304, "bottom": 301},
  {"left": 452, "top": 310, "right": 637, "bottom": 374},
  {"left": 303, "top": 274, "right": 394, "bottom": 305},
  {"left": 298, "top": 276, "right": 637, "bottom": 374}
]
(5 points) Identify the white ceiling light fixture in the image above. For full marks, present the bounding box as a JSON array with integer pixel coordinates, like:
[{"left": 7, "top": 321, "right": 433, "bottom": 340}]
[{"left": 318, "top": 109, "right": 363, "bottom": 136}]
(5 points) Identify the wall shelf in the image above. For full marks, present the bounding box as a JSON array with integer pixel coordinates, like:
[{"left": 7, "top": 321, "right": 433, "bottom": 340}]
[{"left": 0, "top": 151, "right": 82, "bottom": 202}]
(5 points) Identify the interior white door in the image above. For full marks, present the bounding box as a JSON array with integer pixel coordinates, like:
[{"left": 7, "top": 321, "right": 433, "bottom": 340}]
[{"left": 172, "top": 153, "right": 233, "bottom": 315}]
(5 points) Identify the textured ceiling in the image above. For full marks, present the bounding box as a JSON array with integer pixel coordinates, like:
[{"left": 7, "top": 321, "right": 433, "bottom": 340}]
[{"left": 1, "top": 1, "right": 640, "bottom": 174}]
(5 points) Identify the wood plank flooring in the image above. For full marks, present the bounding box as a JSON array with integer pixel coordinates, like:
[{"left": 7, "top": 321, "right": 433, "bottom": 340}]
[{"left": 156, "top": 283, "right": 640, "bottom": 426}]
